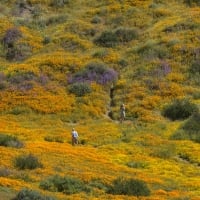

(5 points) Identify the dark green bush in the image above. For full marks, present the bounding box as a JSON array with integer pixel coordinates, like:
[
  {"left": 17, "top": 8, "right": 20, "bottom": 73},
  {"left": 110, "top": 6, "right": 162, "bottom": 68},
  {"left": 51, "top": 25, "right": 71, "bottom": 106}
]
[
  {"left": 46, "top": 14, "right": 68, "bottom": 26},
  {"left": 8, "top": 106, "right": 32, "bottom": 115},
  {"left": 94, "top": 27, "right": 139, "bottom": 47},
  {"left": 12, "top": 188, "right": 56, "bottom": 200},
  {"left": 94, "top": 31, "right": 119, "bottom": 47},
  {"left": 171, "top": 112, "right": 200, "bottom": 143},
  {"left": 138, "top": 44, "right": 168, "bottom": 59},
  {"left": 184, "top": 0, "right": 200, "bottom": 6},
  {"left": 0, "top": 167, "right": 11, "bottom": 177},
  {"left": 14, "top": 154, "right": 42, "bottom": 170},
  {"left": 107, "top": 177, "right": 150, "bottom": 196},
  {"left": 88, "top": 178, "right": 108, "bottom": 191},
  {"left": 69, "top": 82, "right": 92, "bottom": 97},
  {"left": 0, "top": 133, "right": 23, "bottom": 148},
  {"left": 91, "top": 16, "right": 101, "bottom": 24},
  {"left": 189, "top": 60, "right": 200, "bottom": 74},
  {"left": 2, "top": 27, "right": 22, "bottom": 47},
  {"left": 0, "top": 82, "right": 7, "bottom": 90},
  {"left": 40, "top": 175, "right": 90, "bottom": 194},
  {"left": 50, "top": 0, "right": 70, "bottom": 7},
  {"left": 43, "top": 36, "right": 51, "bottom": 44},
  {"left": 115, "top": 27, "right": 139, "bottom": 43},
  {"left": 162, "top": 99, "right": 198, "bottom": 120},
  {"left": 6, "top": 43, "right": 32, "bottom": 61}
]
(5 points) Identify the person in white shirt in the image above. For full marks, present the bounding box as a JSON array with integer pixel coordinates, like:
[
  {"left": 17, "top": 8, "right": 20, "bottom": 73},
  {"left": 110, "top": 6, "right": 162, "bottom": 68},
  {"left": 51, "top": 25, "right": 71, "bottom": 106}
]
[
  {"left": 120, "top": 103, "right": 125, "bottom": 123},
  {"left": 71, "top": 128, "right": 78, "bottom": 145}
]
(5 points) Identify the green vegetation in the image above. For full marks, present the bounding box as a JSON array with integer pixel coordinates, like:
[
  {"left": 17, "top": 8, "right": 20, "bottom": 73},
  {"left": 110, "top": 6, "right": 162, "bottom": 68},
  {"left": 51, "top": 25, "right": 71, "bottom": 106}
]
[
  {"left": 0, "top": 0, "right": 199, "bottom": 199},
  {"left": 171, "top": 112, "right": 200, "bottom": 143},
  {"left": 162, "top": 99, "right": 198, "bottom": 120},
  {"left": 12, "top": 188, "right": 56, "bottom": 200},
  {"left": 0, "top": 133, "right": 23, "bottom": 148},
  {"left": 40, "top": 175, "right": 90, "bottom": 194},
  {"left": 69, "top": 82, "right": 92, "bottom": 97},
  {"left": 107, "top": 177, "right": 150, "bottom": 196},
  {"left": 14, "top": 154, "right": 42, "bottom": 170}
]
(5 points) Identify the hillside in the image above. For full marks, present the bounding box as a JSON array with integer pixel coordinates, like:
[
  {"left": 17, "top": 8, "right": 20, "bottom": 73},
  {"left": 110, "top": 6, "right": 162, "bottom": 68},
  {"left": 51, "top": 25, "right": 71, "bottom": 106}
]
[{"left": 0, "top": 0, "right": 200, "bottom": 199}]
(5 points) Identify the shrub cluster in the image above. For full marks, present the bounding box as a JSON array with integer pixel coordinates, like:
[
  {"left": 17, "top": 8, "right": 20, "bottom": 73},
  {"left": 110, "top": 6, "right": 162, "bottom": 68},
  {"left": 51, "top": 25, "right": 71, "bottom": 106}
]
[
  {"left": 2, "top": 27, "right": 22, "bottom": 47},
  {"left": 7, "top": 71, "right": 36, "bottom": 91},
  {"left": 0, "top": 133, "right": 23, "bottom": 148},
  {"left": 136, "top": 41, "right": 168, "bottom": 59},
  {"left": 69, "top": 82, "right": 92, "bottom": 97},
  {"left": 14, "top": 154, "right": 42, "bottom": 170},
  {"left": 2, "top": 27, "right": 32, "bottom": 61},
  {"left": 171, "top": 112, "right": 200, "bottom": 143},
  {"left": 40, "top": 175, "right": 90, "bottom": 194},
  {"left": 94, "top": 27, "right": 139, "bottom": 47},
  {"left": 164, "top": 21, "right": 199, "bottom": 32},
  {"left": 12, "top": 188, "right": 56, "bottom": 200},
  {"left": 189, "top": 60, "right": 200, "bottom": 74},
  {"left": 6, "top": 43, "right": 32, "bottom": 61},
  {"left": 50, "top": 0, "right": 70, "bottom": 7},
  {"left": 162, "top": 99, "right": 198, "bottom": 120},
  {"left": 0, "top": 72, "right": 7, "bottom": 90},
  {"left": 184, "top": 0, "right": 200, "bottom": 6},
  {"left": 107, "top": 177, "right": 150, "bottom": 196},
  {"left": 68, "top": 62, "right": 118, "bottom": 85}
]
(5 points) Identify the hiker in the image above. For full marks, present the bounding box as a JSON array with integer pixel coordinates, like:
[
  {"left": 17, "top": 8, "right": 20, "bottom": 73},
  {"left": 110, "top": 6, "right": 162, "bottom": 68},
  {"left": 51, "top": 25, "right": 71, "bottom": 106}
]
[
  {"left": 71, "top": 128, "right": 79, "bottom": 145},
  {"left": 120, "top": 103, "right": 125, "bottom": 123}
]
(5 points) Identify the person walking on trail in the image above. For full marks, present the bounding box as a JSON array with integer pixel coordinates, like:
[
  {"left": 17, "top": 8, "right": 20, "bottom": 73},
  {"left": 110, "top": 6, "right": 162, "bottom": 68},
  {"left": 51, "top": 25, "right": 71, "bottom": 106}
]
[
  {"left": 71, "top": 128, "right": 79, "bottom": 145},
  {"left": 120, "top": 103, "right": 126, "bottom": 123}
]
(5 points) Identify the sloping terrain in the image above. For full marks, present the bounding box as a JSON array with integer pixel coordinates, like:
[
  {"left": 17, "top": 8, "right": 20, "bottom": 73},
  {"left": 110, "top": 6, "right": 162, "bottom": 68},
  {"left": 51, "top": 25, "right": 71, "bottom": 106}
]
[{"left": 0, "top": 0, "right": 200, "bottom": 199}]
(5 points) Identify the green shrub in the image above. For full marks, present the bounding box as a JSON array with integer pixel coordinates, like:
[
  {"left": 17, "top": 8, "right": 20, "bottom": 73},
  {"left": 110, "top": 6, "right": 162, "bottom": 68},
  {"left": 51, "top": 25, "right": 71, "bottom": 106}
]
[
  {"left": 126, "top": 161, "right": 148, "bottom": 169},
  {"left": 50, "top": 0, "right": 70, "bottom": 7},
  {"left": 0, "top": 133, "right": 23, "bottom": 148},
  {"left": 94, "top": 31, "right": 119, "bottom": 47},
  {"left": 43, "top": 36, "right": 51, "bottom": 44},
  {"left": 0, "top": 167, "right": 11, "bottom": 177},
  {"left": 91, "top": 16, "right": 102, "bottom": 24},
  {"left": 189, "top": 60, "right": 200, "bottom": 74},
  {"left": 6, "top": 43, "right": 32, "bottom": 61},
  {"left": 184, "top": 0, "right": 200, "bottom": 6},
  {"left": 88, "top": 178, "right": 108, "bottom": 191},
  {"left": 0, "top": 82, "right": 7, "bottom": 90},
  {"left": 44, "top": 136, "right": 64, "bottom": 143},
  {"left": 193, "top": 91, "right": 200, "bottom": 99},
  {"left": 171, "top": 112, "right": 200, "bottom": 143},
  {"left": 14, "top": 154, "right": 42, "bottom": 170},
  {"left": 94, "top": 27, "right": 139, "bottom": 47},
  {"left": 40, "top": 175, "right": 90, "bottom": 194},
  {"left": 46, "top": 14, "right": 68, "bottom": 26},
  {"left": 107, "top": 177, "right": 150, "bottom": 196},
  {"left": 150, "top": 143, "right": 176, "bottom": 159},
  {"left": 8, "top": 106, "right": 32, "bottom": 115},
  {"left": 12, "top": 188, "right": 56, "bottom": 200},
  {"left": 69, "top": 82, "right": 92, "bottom": 97},
  {"left": 114, "top": 27, "right": 139, "bottom": 43},
  {"left": 92, "top": 49, "right": 108, "bottom": 58},
  {"left": 162, "top": 99, "right": 198, "bottom": 120}
]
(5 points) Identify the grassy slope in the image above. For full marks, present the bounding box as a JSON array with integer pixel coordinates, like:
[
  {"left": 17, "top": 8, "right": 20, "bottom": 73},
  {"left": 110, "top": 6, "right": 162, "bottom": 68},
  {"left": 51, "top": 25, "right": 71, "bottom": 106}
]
[{"left": 0, "top": 0, "right": 200, "bottom": 199}]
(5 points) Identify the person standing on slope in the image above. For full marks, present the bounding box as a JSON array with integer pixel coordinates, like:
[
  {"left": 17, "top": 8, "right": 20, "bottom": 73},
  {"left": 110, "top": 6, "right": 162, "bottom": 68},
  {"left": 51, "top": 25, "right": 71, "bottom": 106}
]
[
  {"left": 120, "top": 103, "right": 126, "bottom": 123},
  {"left": 71, "top": 128, "right": 79, "bottom": 145}
]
